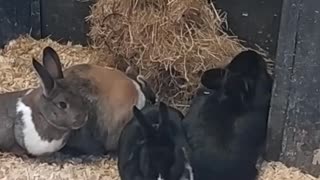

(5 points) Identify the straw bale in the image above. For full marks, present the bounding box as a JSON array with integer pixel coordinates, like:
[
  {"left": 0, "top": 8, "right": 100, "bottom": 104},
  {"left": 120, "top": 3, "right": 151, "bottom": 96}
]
[
  {"left": 0, "top": 35, "right": 317, "bottom": 180},
  {"left": 87, "top": 0, "right": 254, "bottom": 111}
]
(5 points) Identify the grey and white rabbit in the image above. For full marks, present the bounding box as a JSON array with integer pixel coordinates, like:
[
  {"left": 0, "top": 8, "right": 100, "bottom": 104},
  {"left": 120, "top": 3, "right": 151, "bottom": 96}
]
[
  {"left": 0, "top": 49, "right": 89, "bottom": 157},
  {"left": 37, "top": 47, "right": 156, "bottom": 156}
]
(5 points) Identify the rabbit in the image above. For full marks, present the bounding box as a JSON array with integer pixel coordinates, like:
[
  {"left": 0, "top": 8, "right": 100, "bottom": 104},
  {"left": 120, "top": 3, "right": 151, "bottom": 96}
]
[
  {"left": 0, "top": 54, "right": 89, "bottom": 157},
  {"left": 182, "top": 50, "right": 273, "bottom": 180},
  {"left": 37, "top": 46, "right": 157, "bottom": 156},
  {"left": 118, "top": 101, "right": 193, "bottom": 180}
]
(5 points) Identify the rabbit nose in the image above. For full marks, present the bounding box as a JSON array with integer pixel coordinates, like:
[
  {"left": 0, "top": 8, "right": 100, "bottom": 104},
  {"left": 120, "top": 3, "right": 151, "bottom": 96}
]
[{"left": 70, "top": 113, "right": 88, "bottom": 130}]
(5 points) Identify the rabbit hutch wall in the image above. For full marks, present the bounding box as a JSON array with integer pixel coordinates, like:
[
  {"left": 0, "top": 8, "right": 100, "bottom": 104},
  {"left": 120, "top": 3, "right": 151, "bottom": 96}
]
[{"left": 1, "top": 0, "right": 320, "bottom": 179}]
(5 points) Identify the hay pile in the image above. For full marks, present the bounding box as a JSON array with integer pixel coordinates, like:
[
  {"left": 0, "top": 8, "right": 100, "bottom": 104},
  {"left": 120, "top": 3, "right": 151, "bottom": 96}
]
[
  {"left": 87, "top": 0, "right": 250, "bottom": 111},
  {"left": 0, "top": 36, "right": 318, "bottom": 180}
]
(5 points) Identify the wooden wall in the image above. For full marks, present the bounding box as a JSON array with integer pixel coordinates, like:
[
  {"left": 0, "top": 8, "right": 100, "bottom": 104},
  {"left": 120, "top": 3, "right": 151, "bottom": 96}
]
[{"left": 267, "top": 0, "right": 320, "bottom": 176}]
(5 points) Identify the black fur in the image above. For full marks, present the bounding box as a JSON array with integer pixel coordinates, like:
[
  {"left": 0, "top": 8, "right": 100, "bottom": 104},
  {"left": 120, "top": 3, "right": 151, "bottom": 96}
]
[
  {"left": 118, "top": 102, "right": 190, "bottom": 180},
  {"left": 182, "top": 50, "right": 273, "bottom": 180}
]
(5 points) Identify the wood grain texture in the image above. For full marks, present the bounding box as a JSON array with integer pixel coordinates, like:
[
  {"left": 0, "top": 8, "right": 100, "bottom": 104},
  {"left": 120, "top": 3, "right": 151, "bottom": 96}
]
[
  {"left": 267, "top": 0, "right": 320, "bottom": 176},
  {"left": 40, "top": 0, "right": 94, "bottom": 45},
  {"left": 0, "top": 0, "right": 40, "bottom": 47},
  {"left": 212, "top": 0, "right": 283, "bottom": 59}
]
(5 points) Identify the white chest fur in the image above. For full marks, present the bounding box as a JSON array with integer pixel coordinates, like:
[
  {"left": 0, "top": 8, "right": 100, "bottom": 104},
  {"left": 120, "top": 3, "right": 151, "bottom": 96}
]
[
  {"left": 132, "top": 80, "right": 146, "bottom": 110},
  {"left": 16, "top": 98, "right": 66, "bottom": 156},
  {"left": 157, "top": 174, "right": 164, "bottom": 180},
  {"left": 182, "top": 161, "right": 194, "bottom": 180},
  {"left": 156, "top": 161, "right": 194, "bottom": 180}
]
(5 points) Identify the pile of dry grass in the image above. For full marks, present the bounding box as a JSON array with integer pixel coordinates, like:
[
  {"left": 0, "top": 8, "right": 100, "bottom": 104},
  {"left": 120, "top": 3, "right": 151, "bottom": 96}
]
[
  {"left": 0, "top": 35, "right": 317, "bottom": 180},
  {"left": 87, "top": 0, "right": 250, "bottom": 111}
]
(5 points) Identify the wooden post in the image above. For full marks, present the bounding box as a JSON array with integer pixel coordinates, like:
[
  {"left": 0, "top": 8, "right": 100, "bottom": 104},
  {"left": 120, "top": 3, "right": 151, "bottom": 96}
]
[
  {"left": 212, "top": 0, "right": 283, "bottom": 59},
  {"left": 40, "top": 0, "right": 94, "bottom": 45},
  {"left": 267, "top": 0, "right": 320, "bottom": 176},
  {"left": 0, "top": 0, "right": 40, "bottom": 47}
]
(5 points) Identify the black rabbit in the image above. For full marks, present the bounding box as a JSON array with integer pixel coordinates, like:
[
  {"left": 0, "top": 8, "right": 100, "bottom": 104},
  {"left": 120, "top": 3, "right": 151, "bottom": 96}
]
[
  {"left": 182, "top": 50, "right": 273, "bottom": 180},
  {"left": 118, "top": 102, "right": 193, "bottom": 180}
]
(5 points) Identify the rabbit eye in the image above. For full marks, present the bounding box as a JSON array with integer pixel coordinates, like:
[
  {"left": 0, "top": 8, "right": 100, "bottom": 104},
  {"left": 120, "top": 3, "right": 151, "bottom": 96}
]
[{"left": 57, "top": 101, "right": 68, "bottom": 109}]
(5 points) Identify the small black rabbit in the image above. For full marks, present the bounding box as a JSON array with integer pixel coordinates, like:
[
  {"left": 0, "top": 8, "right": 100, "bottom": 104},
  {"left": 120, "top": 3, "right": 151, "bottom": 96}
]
[
  {"left": 0, "top": 49, "right": 89, "bottom": 157},
  {"left": 182, "top": 50, "right": 273, "bottom": 180},
  {"left": 118, "top": 102, "right": 192, "bottom": 180}
]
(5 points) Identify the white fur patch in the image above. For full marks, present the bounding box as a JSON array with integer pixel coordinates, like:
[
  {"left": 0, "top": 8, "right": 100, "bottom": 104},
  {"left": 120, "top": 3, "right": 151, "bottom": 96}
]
[
  {"left": 157, "top": 174, "right": 164, "bottom": 180},
  {"left": 183, "top": 161, "right": 194, "bottom": 180},
  {"left": 132, "top": 80, "right": 146, "bottom": 110},
  {"left": 203, "top": 91, "right": 211, "bottom": 95},
  {"left": 16, "top": 98, "right": 66, "bottom": 156}
]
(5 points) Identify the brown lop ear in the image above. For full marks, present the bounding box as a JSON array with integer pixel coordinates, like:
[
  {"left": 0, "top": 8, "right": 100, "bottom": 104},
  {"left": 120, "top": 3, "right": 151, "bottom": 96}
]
[
  {"left": 42, "top": 46, "right": 64, "bottom": 79},
  {"left": 32, "top": 58, "right": 56, "bottom": 97}
]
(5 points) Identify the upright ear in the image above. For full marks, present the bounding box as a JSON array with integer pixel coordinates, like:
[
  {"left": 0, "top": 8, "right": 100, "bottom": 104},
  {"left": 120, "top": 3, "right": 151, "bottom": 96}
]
[
  {"left": 133, "top": 106, "right": 157, "bottom": 135},
  {"left": 32, "top": 59, "right": 56, "bottom": 97},
  {"left": 42, "top": 46, "right": 64, "bottom": 79},
  {"left": 200, "top": 68, "right": 226, "bottom": 90},
  {"left": 158, "top": 102, "right": 169, "bottom": 125},
  {"left": 226, "top": 50, "right": 267, "bottom": 78}
]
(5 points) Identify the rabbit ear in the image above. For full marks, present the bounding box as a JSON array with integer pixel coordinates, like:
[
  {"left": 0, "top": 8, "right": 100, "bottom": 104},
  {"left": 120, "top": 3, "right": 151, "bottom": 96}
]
[
  {"left": 133, "top": 106, "right": 156, "bottom": 134},
  {"left": 200, "top": 68, "right": 226, "bottom": 90},
  {"left": 32, "top": 59, "right": 56, "bottom": 97},
  {"left": 226, "top": 50, "right": 267, "bottom": 78},
  {"left": 42, "top": 46, "right": 64, "bottom": 79},
  {"left": 158, "top": 102, "right": 169, "bottom": 126}
]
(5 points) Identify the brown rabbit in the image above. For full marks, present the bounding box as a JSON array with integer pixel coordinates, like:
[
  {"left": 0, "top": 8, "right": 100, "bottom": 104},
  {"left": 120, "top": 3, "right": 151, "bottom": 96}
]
[
  {"left": 40, "top": 47, "right": 156, "bottom": 156},
  {"left": 0, "top": 54, "right": 89, "bottom": 157}
]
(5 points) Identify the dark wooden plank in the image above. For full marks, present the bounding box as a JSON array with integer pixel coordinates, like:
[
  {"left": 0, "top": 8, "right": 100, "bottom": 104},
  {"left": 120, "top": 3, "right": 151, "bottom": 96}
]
[
  {"left": 31, "top": 0, "right": 41, "bottom": 38},
  {"left": 279, "top": 0, "right": 320, "bottom": 176},
  {"left": 40, "top": 0, "right": 94, "bottom": 45},
  {"left": 212, "top": 0, "right": 283, "bottom": 59},
  {"left": 266, "top": 0, "right": 301, "bottom": 161},
  {"left": 0, "top": 0, "right": 41, "bottom": 47}
]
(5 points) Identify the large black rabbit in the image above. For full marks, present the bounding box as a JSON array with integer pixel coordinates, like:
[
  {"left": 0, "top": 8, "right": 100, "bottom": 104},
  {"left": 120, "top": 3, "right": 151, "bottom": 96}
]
[
  {"left": 39, "top": 47, "right": 156, "bottom": 156},
  {"left": 0, "top": 53, "right": 89, "bottom": 157},
  {"left": 182, "top": 50, "right": 273, "bottom": 180},
  {"left": 118, "top": 102, "right": 193, "bottom": 180}
]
